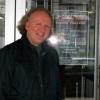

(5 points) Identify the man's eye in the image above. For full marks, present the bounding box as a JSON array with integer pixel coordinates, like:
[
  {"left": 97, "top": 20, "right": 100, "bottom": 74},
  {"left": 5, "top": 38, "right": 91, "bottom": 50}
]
[
  {"left": 45, "top": 25, "right": 51, "bottom": 30},
  {"left": 36, "top": 23, "right": 41, "bottom": 26}
]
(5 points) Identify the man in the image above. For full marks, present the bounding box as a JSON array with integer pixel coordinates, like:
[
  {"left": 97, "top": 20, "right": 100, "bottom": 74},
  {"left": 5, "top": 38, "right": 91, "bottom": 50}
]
[{"left": 0, "top": 7, "right": 61, "bottom": 100}]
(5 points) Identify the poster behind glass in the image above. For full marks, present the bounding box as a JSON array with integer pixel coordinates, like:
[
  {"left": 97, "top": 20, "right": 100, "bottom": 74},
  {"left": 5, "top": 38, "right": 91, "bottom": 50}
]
[{"left": 53, "top": 10, "right": 89, "bottom": 65}]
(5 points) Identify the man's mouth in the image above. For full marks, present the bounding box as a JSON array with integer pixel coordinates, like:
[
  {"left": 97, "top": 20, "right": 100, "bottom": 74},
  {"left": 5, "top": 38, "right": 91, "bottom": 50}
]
[{"left": 36, "top": 33, "right": 44, "bottom": 37}]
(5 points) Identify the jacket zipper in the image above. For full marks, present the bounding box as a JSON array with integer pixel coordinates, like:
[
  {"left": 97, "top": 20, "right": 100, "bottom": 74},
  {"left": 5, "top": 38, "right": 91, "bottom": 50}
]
[{"left": 38, "top": 53, "right": 43, "bottom": 99}]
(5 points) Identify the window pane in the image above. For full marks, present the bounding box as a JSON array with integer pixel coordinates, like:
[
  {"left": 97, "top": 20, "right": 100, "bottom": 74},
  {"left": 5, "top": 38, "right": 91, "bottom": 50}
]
[{"left": 0, "top": 0, "right": 5, "bottom": 48}]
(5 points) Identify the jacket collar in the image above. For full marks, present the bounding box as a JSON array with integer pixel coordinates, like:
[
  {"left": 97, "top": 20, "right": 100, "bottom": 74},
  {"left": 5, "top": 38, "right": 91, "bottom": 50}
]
[{"left": 21, "top": 34, "right": 50, "bottom": 56}]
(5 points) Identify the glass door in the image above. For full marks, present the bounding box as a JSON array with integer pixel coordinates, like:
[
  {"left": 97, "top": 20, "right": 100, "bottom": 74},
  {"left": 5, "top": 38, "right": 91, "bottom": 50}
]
[
  {"left": 51, "top": 0, "right": 97, "bottom": 100},
  {"left": 52, "top": 2, "right": 95, "bottom": 98}
]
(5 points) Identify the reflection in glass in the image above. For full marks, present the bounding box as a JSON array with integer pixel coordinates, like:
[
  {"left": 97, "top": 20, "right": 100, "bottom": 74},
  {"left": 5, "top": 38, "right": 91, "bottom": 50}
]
[{"left": 52, "top": 0, "right": 95, "bottom": 99}]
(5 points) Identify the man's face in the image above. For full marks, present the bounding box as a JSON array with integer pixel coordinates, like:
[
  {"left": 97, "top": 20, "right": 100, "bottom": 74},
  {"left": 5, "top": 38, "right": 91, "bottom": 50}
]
[{"left": 25, "top": 11, "right": 52, "bottom": 45}]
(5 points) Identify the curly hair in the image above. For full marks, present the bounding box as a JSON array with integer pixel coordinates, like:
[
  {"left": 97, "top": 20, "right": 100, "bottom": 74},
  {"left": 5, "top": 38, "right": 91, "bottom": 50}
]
[{"left": 17, "top": 7, "right": 53, "bottom": 35}]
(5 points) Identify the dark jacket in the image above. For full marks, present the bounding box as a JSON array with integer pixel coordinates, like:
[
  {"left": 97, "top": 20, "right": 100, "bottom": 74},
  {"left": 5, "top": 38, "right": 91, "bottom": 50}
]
[{"left": 0, "top": 35, "right": 61, "bottom": 100}]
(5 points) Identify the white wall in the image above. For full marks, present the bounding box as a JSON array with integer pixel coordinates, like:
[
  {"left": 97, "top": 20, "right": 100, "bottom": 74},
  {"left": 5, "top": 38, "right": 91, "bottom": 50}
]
[{"left": 5, "top": 0, "right": 26, "bottom": 45}]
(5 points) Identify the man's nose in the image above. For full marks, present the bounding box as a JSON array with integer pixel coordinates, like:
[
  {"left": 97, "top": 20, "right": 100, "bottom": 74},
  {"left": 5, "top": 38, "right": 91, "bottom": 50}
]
[{"left": 39, "top": 25, "right": 45, "bottom": 33}]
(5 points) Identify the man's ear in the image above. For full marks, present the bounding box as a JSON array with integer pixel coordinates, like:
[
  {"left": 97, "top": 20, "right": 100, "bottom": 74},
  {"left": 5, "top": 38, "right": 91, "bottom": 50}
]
[{"left": 25, "top": 21, "right": 29, "bottom": 30}]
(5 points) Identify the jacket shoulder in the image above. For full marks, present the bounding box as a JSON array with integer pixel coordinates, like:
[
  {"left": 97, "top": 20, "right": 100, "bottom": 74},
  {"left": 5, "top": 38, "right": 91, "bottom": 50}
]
[
  {"left": 0, "top": 39, "right": 22, "bottom": 54},
  {"left": 0, "top": 39, "right": 22, "bottom": 63},
  {"left": 2, "top": 39, "right": 22, "bottom": 50}
]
